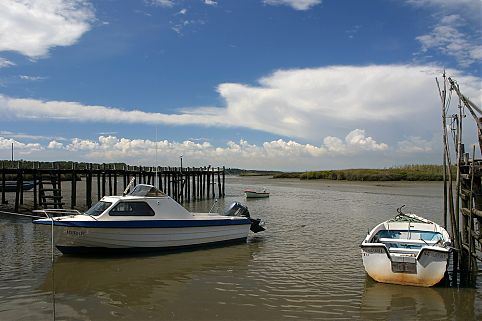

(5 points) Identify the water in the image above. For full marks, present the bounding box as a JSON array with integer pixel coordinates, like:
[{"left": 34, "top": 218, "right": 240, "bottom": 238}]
[{"left": 0, "top": 176, "right": 480, "bottom": 320}]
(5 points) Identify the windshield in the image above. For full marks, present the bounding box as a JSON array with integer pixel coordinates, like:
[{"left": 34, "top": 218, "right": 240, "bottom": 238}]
[{"left": 85, "top": 201, "right": 112, "bottom": 216}]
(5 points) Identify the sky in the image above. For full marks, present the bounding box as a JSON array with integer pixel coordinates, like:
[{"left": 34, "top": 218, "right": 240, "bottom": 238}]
[{"left": 0, "top": 0, "right": 481, "bottom": 170}]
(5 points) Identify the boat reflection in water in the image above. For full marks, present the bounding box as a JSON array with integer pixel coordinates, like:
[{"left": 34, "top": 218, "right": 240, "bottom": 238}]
[
  {"left": 39, "top": 242, "right": 262, "bottom": 320},
  {"left": 360, "top": 278, "right": 448, "bottom": 320}
]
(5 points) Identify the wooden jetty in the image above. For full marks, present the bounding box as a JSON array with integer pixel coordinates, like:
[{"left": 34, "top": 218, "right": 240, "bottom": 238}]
[
  {"left": 0, "top": 161, "right": 225, "bottom": 213},
  {"left": 438, "top": 73, "right": 482, "bottom": 279}
]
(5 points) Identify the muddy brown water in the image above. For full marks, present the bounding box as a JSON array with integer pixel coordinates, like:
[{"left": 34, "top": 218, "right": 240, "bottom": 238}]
[{"left": 0, "top": 176, "right": 480, "bottom": 320}]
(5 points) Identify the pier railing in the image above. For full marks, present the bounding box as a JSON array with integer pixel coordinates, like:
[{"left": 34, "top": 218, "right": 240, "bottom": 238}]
[{"left": 0, "top": 161, "right": 225, "bottom": 213}]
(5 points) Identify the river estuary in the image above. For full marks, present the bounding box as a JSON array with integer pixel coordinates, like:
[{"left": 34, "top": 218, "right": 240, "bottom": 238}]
[{"left": 0, "top": 176, "right": 480, "bottom": 320}]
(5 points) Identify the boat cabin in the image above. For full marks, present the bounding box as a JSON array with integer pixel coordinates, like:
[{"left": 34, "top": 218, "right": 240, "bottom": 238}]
[{"left": 84, "top": 184, "right": 193, "bottom": 220}]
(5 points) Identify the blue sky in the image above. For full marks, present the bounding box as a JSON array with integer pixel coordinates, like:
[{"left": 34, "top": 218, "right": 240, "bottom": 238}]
[{"left": 0, "top": 0, "right": 481, "bottom": 170}]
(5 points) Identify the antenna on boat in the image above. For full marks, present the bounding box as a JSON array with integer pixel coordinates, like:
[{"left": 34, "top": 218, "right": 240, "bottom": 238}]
[
  {"left": 123, "top": 177, "right": 136, "bottom": 196},
  {"left": 155, "top": 127, "right": 158, "bottom": 189}
]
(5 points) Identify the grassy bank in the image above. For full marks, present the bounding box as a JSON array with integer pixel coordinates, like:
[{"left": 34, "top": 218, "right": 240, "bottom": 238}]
[{"left": 273, "top": 165, "right": 452, "bottom": 181}]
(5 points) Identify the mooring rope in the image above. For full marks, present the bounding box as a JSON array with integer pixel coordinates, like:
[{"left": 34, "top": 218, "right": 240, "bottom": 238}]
[
  {"left": 0, "top": 209, "right": 56, "bottom": 321},
  {"left": 0, "top": 210, "right": 44, "bottom": 219}
]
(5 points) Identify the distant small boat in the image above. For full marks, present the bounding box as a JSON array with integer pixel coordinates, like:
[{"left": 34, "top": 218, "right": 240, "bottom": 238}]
[
  {"left": 0, "top": 181, "right": 36, "bottom": 192},
  {"left": 244, "top": 190, "right": 270, "bottom": 198},
  {"left": 360, "top": 206, "right": 451, "bottom": 287}
]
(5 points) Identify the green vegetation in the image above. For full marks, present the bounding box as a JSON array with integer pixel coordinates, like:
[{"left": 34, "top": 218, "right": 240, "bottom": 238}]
[
  {"left": 226, "top": 168, "right": 282, "bottom": 176},
  {"left": 273, "top": 165, "right": 453, "bottom": 181}
]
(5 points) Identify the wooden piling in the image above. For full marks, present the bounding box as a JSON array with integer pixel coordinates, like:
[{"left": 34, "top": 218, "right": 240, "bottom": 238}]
[{"left": 0, "top": 162, "right": 226, "bottom": 212}]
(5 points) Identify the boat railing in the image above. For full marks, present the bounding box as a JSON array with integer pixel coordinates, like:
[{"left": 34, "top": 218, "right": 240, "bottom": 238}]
[{"left": 33, "top": 208, "right": 82, "bottom": 218}]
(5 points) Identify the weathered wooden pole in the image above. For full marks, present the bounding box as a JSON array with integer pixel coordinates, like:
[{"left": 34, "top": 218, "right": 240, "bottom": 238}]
[
  {"left": 108, "top": 165, "right": 113, "bottom": 196},
  {"left": 2, "top": 161, "right": 7, "bottom": 205},
  {"left": 71, "top": 162, "right": 77, "bottom": 208},
  {"left": 33, "top": 166, "right": 37, "bottom": 209},
  {"left": 86, "top": 164, "right": 92, "bottom": 208},
  {"left": 97, "top": 165, "right": 101, "bottom": 200},
  {"left": 222, "top": 166, "right": 225, "bottom": 197},
  {"left": 192, "top": 168, "right": 196, "bottom": 201},
  {"left": 217, "top": 167, "right": 222, "bottom": 198},
  {"left": 207, "top": 166, "right": 211, "bottom": 199},
  {"left": 113, "top": 165, "right": 118, "bottom": 196},
  {"left": 211, "top": 168, "right": 215, "bottom": 197}
]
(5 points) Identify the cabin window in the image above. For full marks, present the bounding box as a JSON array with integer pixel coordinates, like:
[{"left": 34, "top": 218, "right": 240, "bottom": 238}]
[
  {"left": 85, "top": 201, "right": 112, "bottom": 216},
  {"left": 109, "top": 202, "right": 155, "bottom": 216}
]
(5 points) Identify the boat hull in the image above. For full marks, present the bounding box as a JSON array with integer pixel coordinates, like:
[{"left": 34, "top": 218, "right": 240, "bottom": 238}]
[
  {"left": 37, "top": 221, "right": 252, "bottom": 254},
  {"left": 361, "top": 245, "right": 449, "bottom": 287},
  {"left": 245, "top": 191, "right": 269, "bottom": 198}
]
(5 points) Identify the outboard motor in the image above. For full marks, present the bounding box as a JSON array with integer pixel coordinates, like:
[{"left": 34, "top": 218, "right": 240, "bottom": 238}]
[{"left": 224, "top": 202, "right": 265, "bottom": 233}]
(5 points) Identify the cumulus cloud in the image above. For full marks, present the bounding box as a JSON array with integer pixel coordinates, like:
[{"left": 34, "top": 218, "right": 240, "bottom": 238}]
[
  {"left": 0, "top": 0, "right": 94, "bottom": 58},
  {"left": 47, "top": 140, "right": 64, "bottom": 149},
  {"left": 0, "top": 130, "right": 390, "bottom": 168},
  {"left": 0, "top": 137, "right": 43, "bottom": 154},
  {"left": 263, "top": 0, "right": 322, "bottom": 10},
  {"left": 1, "top": 65, "right": 480, "bottom": 144}
]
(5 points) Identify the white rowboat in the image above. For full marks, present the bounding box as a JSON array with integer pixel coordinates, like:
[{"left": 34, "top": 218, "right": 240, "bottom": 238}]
[{"left": 360, "top": 206, "right": 451, "bottom": 287}]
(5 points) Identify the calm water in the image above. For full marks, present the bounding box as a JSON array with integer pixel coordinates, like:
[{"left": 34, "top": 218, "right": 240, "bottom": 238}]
[{"left": 0, "top": 177, "right": 480, "bottom": 320}]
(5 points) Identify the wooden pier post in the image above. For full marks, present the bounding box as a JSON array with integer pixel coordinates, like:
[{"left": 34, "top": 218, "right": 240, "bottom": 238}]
[
  {"left": 33, "top": 165, "right": 37, "bottom": 209},
  {"left": 2, "top": 161, "right": 7, "bottom": 205},
  {"left": 222, "top": 166, "right": 225, "bottom": 197},
  {"left": 71, "top": 163, "right": 77, "bottom": 208},
  {"left": 86, "top": 164, "right": 92, "bottom": 208},
  {"left": 0, "top": 161, "right": 226, "bottom": 212}
]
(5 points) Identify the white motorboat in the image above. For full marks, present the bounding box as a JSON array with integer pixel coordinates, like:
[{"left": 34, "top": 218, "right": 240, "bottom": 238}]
[
  {"left": 360, "top": 206, "right": 451, "bottom": 287},
  {"left": 33, "top": 184, "right": 264, "bottom": 254},
  {"left": 244, "top": 189, "right": 269, "bottom": 198}
]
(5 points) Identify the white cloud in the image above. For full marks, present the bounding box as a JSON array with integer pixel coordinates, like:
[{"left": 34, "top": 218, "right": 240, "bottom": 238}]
[
  {"left": 406, "top": 0, "right": 481, "bottom": 11},
  {"left": 0, "top": 58, "right": 15, "bottom": 68},
  {"left": 204, "top": 0, "right": 217, "bottom": 6},
  {"left": 323, "top": 129, "right": 388, "bottom": 154},
  {"left": 263, "top": 0, "right": 322, "bottom": 10},
  {"left": 0, "top": 130, "right": 389, "bottom": 169},
  {"left": 48, "top": 140, "right": 64, "bottom": 149},
  {"left": 397, "top": 136, "right": 434, "bottom": 153},
  {"left": 148, "top": 0, "right": 175, "bottom": 7},
  {"left": 0, "top": 0, "right": 94, "bottom": 58},
  {"left": 1, "top": 65, "right": 480, "bottom": 145},
  {"left": 0, "top": 137, "right": 43, "bottom": 153},
  {"left": 20, "top": 75, "right": 47, "bottom": 81},
  {"left": 416, "top": 14, "right": 482, "bottom": 67},
  {"left": 0, "top": 131, "right": 65, "bottom": 141}
]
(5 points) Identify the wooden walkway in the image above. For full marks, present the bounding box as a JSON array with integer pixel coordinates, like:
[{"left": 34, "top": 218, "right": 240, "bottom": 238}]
[{"left": 0, "top": 162, "right": 225, "bottom": 212}]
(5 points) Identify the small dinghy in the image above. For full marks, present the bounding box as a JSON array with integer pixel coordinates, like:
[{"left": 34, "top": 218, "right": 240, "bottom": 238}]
[
  {"left": 244, "top": 189, "right": 269, "bottom": 198},
  {"left": 33, "top": 183, "right": 265, "bottom": 254},
  {"left": 360, "top": 206, "right": 451, "bottom": 287}
]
